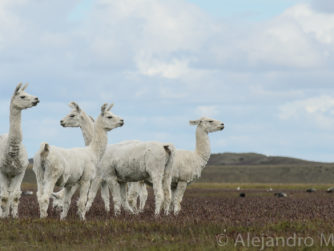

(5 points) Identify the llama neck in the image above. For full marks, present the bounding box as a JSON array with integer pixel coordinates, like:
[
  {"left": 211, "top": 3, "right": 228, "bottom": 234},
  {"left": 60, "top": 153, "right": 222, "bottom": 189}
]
[
  {"left": 8, "top": 106, "right": 23, "bottom": 152},
  {"left": 89, "top": 117, "right": 108, "bottom": 161},
  {"left": 80, "top": 111, "right": 94, "bottom": 146},
  {"left": 195, "top": 126, "right": 211, "bottom": 167}
]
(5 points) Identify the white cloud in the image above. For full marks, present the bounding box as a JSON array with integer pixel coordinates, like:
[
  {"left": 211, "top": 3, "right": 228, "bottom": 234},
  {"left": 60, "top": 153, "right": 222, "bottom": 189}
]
[
  {"left": 249, "top": 84, "right": 305, "bottom": 100},
  {"left": 285, "top": 4, "right": 334, "bottom": 45},
  {"left": 204, "top": 3, "right": 334, "bottom": 71},
  {"left": 279, "top": 96, "right": 334, "bottom": 129},
  {"left": 240, "top": 4, "right": 334, "bottom": 69},
  {"left": 0, "top": 1, "right": 25, "bottom": 50},
  {"left": 77, "top": 0, "right": 214, "bottom": 75},
  {"left": 2, "top": 1, "right": 334, "bottom": 161},
  {"left": 3, "top": 1, "right": 334, "bottom": 77},
  {"left": 159, "top": 87, "right": 187, "bottom": 99},
  {"left": 136, "top": 57, "right": 191, "bottom": 79},
  {"left": 311, "top": 0, "right": 334, "bottom": 13},
  {"left": 195, "top": 105, "right": 220, "bottom": 117},
  {"left": 40, "top": 33, "right": 71, "bottom": 48}
]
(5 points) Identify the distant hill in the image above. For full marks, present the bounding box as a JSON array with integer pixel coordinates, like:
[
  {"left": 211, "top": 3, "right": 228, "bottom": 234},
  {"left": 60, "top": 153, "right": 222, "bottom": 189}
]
[
  {"left": 207, "top": 152, "right": 321, "bottom": 166},
  {"left": 201, "top": 153, "right": 334, "bottom": 184}
]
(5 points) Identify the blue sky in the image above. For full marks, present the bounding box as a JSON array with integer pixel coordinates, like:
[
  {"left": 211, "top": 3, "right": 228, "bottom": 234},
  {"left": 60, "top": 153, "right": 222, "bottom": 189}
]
[{"left": 1, "top": 0, "right": 334, "bottom": 162}]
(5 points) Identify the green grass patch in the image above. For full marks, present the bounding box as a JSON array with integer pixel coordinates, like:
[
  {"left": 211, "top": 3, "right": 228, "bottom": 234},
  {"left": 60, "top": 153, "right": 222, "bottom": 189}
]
[{"left": 1, "top": 218, "right": 334, "bottom": 250}]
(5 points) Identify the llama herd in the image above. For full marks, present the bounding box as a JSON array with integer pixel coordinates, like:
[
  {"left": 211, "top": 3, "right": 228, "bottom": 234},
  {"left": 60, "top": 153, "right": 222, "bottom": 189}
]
[{"left": 0, "top": 84, "right": 224, "bottom": 220}]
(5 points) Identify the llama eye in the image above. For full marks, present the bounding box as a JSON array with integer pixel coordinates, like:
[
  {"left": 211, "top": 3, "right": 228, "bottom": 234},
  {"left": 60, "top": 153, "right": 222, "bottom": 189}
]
[
  {"left": 70, "top": 115, "right": 75, "bottom": 118},
  {"left": 107, "top": 116, "right": 113, "bottom": 119},
  {"left": 20, "top": 96, "right": 26, "bottom": 99},
  {"left": 208, "top": 120, "right": 213, "bottom": 123}
]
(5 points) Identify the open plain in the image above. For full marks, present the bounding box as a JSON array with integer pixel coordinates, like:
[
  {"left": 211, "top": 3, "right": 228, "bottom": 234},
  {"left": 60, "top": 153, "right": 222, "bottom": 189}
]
[{"left": 1, "top": 182, "right": 334, "bottom": 250}]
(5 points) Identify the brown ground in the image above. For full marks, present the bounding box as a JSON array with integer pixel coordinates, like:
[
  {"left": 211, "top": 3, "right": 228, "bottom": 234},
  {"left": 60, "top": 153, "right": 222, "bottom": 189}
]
[
  {"left": 2, "top": 186, "right": 334, "bottom": 250},
  {"left": 18, "top": 187, "right": 334, "bottom": 224}
]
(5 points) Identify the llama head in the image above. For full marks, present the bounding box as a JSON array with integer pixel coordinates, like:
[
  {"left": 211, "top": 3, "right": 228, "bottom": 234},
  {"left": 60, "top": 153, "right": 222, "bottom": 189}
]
[
  {"left": 11, "top": 83, "right": 39, "bottom": 110},
  {"left": 60, "top": 102, "right": 93, "bottom": 127},
  {"left": 189, "top": 117, "right": 224, "bottom": 133},
  {"left": 99, "top": 103, "right": 124, "bottom": 131}
]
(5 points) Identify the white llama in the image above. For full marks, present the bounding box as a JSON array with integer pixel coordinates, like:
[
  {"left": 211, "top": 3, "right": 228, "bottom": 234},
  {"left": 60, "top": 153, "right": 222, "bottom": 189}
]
[
  {"left": 170, "top": 117, "right": 224, "bottom": 214},
  {"left": 33, "top": 103, "right": 123, "bottom": 220},
  {"left": 84, "top": 140, "right": 175, "bottom": 216},
  {"left": 0, "top": 83, "right": 39, "bottom": 218},
  {"left": 51, "top": 102, "right": 111, "bottom": 212},
  {"left": 53, "top": 102, "right": 148, "bottom": 213},
  {"left": 53, "top": 102, "right": 175, "bottom": 217},
  {"left": 127, "top": 117, "right": 224, "bottom": 215}
]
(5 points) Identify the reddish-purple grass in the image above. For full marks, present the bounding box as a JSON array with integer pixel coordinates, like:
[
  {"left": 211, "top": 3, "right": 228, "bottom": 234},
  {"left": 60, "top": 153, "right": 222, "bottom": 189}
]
[
  {"left": 18, "top": 187, "right": 334, "bottom": 224},
  {"left": 3, "top": 187, "right": 333, "bottom": 250}
]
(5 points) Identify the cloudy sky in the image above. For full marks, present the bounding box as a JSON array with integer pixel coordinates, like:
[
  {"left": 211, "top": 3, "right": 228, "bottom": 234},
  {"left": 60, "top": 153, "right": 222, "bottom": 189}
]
[{"left": 1, "top": 0, "right": 334, "bottom": 162}]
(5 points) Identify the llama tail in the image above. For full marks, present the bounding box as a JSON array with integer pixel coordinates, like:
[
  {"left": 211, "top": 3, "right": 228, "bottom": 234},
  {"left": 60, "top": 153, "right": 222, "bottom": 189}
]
[
  {"left": 36, "top": 142, "right": 50, "bottom": 171},
  {"left": 40, "top": 143, "right": 49, "bottom": 167},
  {"left": 163, "top": 144, "right": 175, "bottom": 184},
  {"left": 33, "top": 142, "right": 51, "bottom": 204},
  {"left": 40, "top": 143, "right": 49, "bottom": 160},
  {"left": 162, "top": 143, "right": 175, "bottom": 214}
]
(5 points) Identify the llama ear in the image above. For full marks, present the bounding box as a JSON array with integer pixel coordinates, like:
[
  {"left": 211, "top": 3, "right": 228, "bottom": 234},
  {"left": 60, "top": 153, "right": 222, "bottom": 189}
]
[
  {"left": 14, "top": 83, "right": 23, "bottom": 96},
  {"left": 101, "top": 103, "right": 108, "bottom": 115},
  {"left": 189, "top": 119, "right": 201, "bottom": 126},
  {"left": 21, "top": 83, "right": 29, "bottom": 91},
  {"left": 107, "top": 103, "right": 114, "bottom": 111},
  {"left": 69, "top": 102, "right": 81, "bottom": 112}
]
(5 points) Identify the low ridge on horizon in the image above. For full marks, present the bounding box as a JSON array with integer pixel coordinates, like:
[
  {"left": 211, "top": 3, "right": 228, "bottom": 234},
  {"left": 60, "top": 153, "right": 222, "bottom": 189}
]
[{"left": 207, "top": 152, "right": 328, "bottom": 166}]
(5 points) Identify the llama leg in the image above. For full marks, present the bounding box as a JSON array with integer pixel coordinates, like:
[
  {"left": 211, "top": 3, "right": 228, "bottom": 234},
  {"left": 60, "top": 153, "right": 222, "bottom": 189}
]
[
  {"left": 100, "top": 180, "right": 110, "bottom": 213},
  {"left": 169, "top": 188, "right": 176, "bottom": 213},
  {"left": 151, "top": 176, "right": 164, "bottom": 216},
  {"left": 53, "top": 184, "right": 79, "bottom": 212},
  {"left": 51, "top": 189, "right": 65, "bottom": 210},
  {"left": 60, "top": 186, "right": 76, "bottom": 220},
  {"left": 162, "top": 178, "right": 172, "bottom": 216},
  {"left": 139, "top": 182, "right": 148, "bottom": 213},
  {"left": 59, "top": 184, "right": 78, "bottom": 218},
  {"left": 120, "top": 182, "right": 134, "bottom": 214},
  {"left": 107, "top": 177, "right": 122, "bottom": 216},
  {"left": 0, "top": 172, "right": 10, "bottom": 218},
  {"left": 34, "top": 167, "right": 44, "bottom": 207},
  {"left": 38, "top": 178, "right": 57, "bottom": 218},
  {"left": 127, "top": 183, "right": 139, "bottom": 213},
  {"left": 8, "top": 171, "right": 25, "bottom": 218},
  {"left": 173, "top": 181, "right": 187, "bottom": 215},
  {"left": 85, "top": 176, "right": 102, "bottom": 214},
  {"left": 77, "top": 180, "right": 91, "bottom": 221},
  {"left": 34, "top": 170, "right": 44, "bottom": 216},
  {"left": 11, "top": 190, "right": 21, "bottom": 218}
]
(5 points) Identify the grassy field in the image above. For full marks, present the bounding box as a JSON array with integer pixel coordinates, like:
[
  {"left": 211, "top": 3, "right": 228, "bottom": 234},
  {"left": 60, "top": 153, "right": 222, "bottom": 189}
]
[
  {"left": 200, "top": 164, "right": 334, "bottom": 183},
  {"left": 17, "top": 157, "right": 334, "bottom": 250},
  {"left": 2, "top": 182, "right": 334, "bottom": 250}
]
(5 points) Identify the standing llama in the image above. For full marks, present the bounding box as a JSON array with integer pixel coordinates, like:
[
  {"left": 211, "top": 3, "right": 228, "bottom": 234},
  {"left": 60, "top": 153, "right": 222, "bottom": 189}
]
[
  {"left": 84, "top": 140, "right": 175, "bottom": 217},
  {"left": 33, "top": 103, "right": 123, "bottom": 220},
  {"left": 170, "top": 117, "right": 224, "bottom": 214},
  {"left": 55, "top": 102, "right": 175, "bottom": 216},
  {"left": 0, "top": 83, "right": 39, "bottom": 218},
  {"left": 51, "top": 102, "right": 112, "bottom": 212},
  {"left": 127, "top": 117, "right": 224, "bottom": 215}
]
